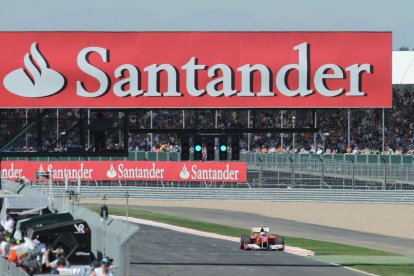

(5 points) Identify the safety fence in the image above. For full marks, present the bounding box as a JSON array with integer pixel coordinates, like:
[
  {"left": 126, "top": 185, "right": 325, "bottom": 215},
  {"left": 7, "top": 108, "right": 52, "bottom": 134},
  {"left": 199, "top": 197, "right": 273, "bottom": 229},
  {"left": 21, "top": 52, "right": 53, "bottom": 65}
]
[
  {"left": 3, "top": 152, "right": 414, "bottom": 189},
  {"left": 30, "top": 186, "right": 414, "bottom": 203},
  {"left": 245, "top": 154, "right": 414, "bottom": 189},
  {"left": 1, "top": 180, "right": 139, "bottom": 276},
  {"left": 23, "top": 158, "right": 413, "bottom": 190}
]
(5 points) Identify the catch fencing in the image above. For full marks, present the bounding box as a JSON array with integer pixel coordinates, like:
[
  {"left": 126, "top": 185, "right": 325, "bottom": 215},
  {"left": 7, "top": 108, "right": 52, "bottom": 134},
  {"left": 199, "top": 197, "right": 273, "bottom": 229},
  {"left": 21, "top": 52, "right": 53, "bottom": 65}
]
[
  {"left": 27, "top": 154, "right": 414, "bottom": 190},
  {"left": 4, "top": 152, "right": 414, "bottom": 189},
  {"left": 244, "top": 153, "right": 414, "bottom": 190}
]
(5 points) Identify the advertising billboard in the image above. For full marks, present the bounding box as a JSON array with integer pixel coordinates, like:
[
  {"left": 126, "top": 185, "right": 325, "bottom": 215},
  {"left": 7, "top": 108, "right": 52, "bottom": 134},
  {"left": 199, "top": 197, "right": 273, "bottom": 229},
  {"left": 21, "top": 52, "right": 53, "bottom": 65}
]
[
  {"left": 1, "top": 161, "right": 247, "bottom": 182},
  {"left": 0, "top": 32, "right": 391, "bottom": 108}
]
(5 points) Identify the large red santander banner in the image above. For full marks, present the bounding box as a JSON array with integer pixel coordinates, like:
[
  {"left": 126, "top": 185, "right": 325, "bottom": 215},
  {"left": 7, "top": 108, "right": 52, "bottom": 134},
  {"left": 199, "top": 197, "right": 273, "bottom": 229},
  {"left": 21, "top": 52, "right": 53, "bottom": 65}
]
[
  {"left": 0, "top": 32, "right": 391, "bottom": 108},
  {"left": 1, "top": 161, "right": 247, "bottom": 182}
]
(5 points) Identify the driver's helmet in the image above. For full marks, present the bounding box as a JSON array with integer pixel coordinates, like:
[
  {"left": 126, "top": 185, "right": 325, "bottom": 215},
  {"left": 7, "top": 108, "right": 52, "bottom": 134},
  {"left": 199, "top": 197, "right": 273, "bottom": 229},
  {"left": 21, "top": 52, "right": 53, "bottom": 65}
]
[{"left": 260, "top": 231, "right": 266, "bottom": 237}]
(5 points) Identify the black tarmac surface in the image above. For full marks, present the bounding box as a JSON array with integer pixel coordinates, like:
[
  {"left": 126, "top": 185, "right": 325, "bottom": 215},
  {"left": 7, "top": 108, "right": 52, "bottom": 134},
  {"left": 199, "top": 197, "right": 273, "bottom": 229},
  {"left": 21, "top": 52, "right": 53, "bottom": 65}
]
[
  {"left": 129, "top": 223, "right": 364, "bottom": 276},
  {"left": 129, "top": 205, "right": 414, "bottom": 258}
]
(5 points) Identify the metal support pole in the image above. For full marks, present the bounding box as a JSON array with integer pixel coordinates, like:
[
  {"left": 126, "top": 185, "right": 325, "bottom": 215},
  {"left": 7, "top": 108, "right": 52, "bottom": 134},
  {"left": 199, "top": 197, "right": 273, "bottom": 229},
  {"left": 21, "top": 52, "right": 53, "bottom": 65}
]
[
  {"left": 383, "top": 159, "right": 387, "bottom": 190},
  {"left": 351, "top": 158, "right": 355, "bottom": 189},
  {"left": 292, "top": 116, "right": 295, "bottom": 153},
  {"left": 348, "top": 109, "right": 351, "bottom": 149},
  {"left": 79, "top": 109, "right": 85, "bottom": 151},
  {"left": 313, "top": 110, "right": 317, "bottom": 153},
  {"left": 150, "top": 110, "right": 153, "bottom": 150},
  {"left": 37, "top": 109, "right": 43, "bottom": 152},
  {"left": 56, "top": 109, "right": 59, "bottom": 148},
  {"left": 102, "top": 195, "right": 107, "bottom": 256},
  {"left": 124, "top": 110, "right": 129, "bottom": 150},
  {"left": 87, "top": 109, "right": 90, "bottom": 149},
  {"left": 259, "top": 166, "right": 263, "bottom": 188},
  {"left": 319, "top": 157, "right": 324, "bottom": 189},
  {"left": 125, "top": 191, "right": 129, "bottom": 224},
  {"left": 215, "top": 110, "right": 218, "bottom": 129},
  {"left": 70, "top": 190, "right": 75, "bottom": 213},
  {"left": 118, "top": 112, "right": 122, "bottom": 148},
  {"left": 323, "top": 136, "right": 325, "bottom": 154},
  {"left": 280, "top": 111, "right": 284, "bottom": 150},
  {"left": 247, "top": 110, "right": 251, "bottom": 151},
  {"left": 289, "top": 156, "right": 294, "bottom": 189},
  {"left": 382, "top": 108, "right": 385, "bottom": 154},
  {"left": 380, "top": 157, "right": 387, "bottom": 190},
  {"left": 26, "top": 109, "right": 28, "bottom": 148},
  {"left": 48, "top": 176, "right": 53, "bottom": 209}
]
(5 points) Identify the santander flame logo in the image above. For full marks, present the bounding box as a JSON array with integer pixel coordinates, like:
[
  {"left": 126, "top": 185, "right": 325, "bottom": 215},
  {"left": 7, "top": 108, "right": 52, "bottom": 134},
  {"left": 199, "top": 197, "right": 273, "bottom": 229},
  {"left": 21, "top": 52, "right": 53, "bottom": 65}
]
[
  {"left": 3, "top": 42, "right": 66, "bottom": 97},
  {"left": 179, "top": 165, "right": 190, "bottom": 180},
  {"left": 106, "top": 164, "right": 117, "bottom": 179}
]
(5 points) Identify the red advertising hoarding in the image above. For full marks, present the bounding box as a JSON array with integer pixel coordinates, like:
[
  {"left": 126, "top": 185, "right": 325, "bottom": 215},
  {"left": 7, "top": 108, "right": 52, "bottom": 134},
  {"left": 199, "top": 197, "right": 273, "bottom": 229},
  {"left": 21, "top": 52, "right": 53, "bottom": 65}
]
[
  {"left": 1, "top": 161, "right": 247, "bottom": 182},
  {"left": 0, "top": 32, "right": 391, "bottom": 108}
]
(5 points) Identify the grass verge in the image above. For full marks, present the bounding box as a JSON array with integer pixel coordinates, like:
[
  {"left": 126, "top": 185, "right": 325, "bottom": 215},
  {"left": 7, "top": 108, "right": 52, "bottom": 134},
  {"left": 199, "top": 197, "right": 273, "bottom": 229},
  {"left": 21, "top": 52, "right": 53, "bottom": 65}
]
[{"left": 350, "top": 265, "right": 414, "bottom": 276}]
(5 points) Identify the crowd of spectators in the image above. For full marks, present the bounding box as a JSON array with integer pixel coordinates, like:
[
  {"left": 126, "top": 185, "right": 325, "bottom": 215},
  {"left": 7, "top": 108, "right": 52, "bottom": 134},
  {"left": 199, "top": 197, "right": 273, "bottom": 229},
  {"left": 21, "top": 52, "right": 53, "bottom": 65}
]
[
  {"left": 0, "top": 216, "right": 114, "bottom": 275},
  {"left": 1, "top": 86, "right": 414, "bottom": 155}
]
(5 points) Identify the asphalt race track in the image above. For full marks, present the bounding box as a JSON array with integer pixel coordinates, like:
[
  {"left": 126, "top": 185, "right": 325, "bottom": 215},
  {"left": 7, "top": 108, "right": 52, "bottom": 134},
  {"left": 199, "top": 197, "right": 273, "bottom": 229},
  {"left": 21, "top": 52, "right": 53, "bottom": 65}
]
[
  {"left": 129, "top": 224, "right": 364, "bottom": 276},
  {"left": 129, "top": 205, "right": 414, "bottom": 258}
]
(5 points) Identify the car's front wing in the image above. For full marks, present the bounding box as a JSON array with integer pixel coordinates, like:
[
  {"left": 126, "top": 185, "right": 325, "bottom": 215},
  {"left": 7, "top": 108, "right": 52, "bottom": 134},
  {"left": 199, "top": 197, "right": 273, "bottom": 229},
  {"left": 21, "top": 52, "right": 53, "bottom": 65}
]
[{"left": 243, "top": 243, "right": 284, "bottom": 250}]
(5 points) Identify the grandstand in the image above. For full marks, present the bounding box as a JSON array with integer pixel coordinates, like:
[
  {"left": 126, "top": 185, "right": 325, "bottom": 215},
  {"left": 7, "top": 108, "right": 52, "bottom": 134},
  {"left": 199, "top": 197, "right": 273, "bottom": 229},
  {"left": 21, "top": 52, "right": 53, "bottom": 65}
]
[
  {"left": 0, "top": 85, "right": 413, "bottom": 155},
  {"left": 1, "top": 31, "right": 413, "bottom": 190}
]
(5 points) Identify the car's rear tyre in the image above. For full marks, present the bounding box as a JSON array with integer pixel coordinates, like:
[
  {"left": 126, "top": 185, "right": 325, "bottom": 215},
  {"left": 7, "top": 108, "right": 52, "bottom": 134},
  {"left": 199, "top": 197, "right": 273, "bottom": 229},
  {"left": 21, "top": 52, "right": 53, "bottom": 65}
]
[
  {"left": 240, "top": 236, "right": 251, "bottom": 249},
  {"left": 276, "top": 236, "right": 285, "bottom": 251}
]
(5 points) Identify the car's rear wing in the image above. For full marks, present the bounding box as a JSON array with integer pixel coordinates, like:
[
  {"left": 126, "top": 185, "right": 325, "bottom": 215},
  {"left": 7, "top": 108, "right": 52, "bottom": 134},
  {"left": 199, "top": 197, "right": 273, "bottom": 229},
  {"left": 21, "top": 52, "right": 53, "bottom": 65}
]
[{"left": 252, "top": 227, "right": 269, "bottom": 233}]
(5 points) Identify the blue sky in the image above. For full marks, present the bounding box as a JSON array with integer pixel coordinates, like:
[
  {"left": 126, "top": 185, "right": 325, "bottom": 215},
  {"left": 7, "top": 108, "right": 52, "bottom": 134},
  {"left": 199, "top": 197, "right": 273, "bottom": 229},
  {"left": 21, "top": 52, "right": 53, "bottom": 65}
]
[{"left": 1, "top": 0, "right": 412, "bottom": 49}]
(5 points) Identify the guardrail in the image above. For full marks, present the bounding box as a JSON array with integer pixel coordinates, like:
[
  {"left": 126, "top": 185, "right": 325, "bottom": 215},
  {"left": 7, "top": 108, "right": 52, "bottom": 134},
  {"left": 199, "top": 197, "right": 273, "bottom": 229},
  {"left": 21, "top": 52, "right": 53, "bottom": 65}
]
[{"left": 32, "top": 186, "right": 414, "bottom": 203}]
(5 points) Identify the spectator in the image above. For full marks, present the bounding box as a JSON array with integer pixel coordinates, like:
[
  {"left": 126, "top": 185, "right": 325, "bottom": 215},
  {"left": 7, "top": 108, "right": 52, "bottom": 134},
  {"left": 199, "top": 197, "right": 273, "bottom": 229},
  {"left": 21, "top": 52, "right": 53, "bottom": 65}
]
[
  {"left": 91, "top": 257, "right": 114, "bottom": 276},
  {"left": 44, "top": 247, "right": 70, "bottom": 272},
  {"left": 1, "top": 86, "right": 414, "bottom": 154}
]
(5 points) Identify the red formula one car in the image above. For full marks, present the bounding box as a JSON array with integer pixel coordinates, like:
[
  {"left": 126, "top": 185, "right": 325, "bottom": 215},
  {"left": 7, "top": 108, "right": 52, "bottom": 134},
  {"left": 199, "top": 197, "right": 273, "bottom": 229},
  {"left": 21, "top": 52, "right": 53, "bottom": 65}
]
[{"left": 240, "top": 227, "right": 284, "bottom": 251}]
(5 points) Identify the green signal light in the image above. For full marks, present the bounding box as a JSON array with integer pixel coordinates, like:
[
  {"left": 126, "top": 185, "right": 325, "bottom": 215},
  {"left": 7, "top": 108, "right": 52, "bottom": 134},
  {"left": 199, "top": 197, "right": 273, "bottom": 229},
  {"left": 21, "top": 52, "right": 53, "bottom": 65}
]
[
  {"left": 220, "top": 145, "right": 227, "bottom": 152},
  {"left": 195, "top": 145, "right": 202, "bottom": 152}
]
